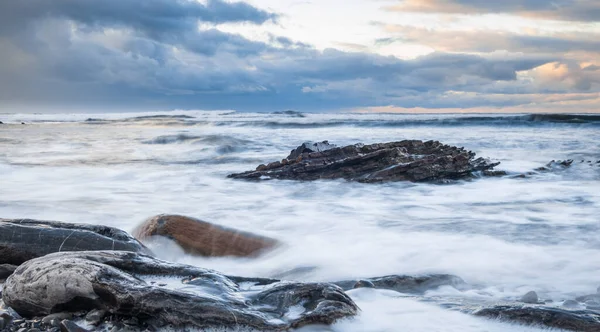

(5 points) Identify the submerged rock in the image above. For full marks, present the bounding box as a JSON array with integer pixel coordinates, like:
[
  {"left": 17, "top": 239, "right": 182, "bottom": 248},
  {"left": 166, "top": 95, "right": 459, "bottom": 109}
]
[
  {"left": 0, "top": 218, "right": 151, "bottom": 265},
  {"left": 474, "top": 305, "right": 600, "bottom": 332},
  {"left": 229, "top": 140, "right": 500, "bottom": 183},
  {"left": 521, "top": 291, "right": 539, "bottom": 304},
  {"left": 535, "top": 159, "right": 574, "bottom": 172},
  {"left": 334, "top": 274, "right": 466, "bottom": 294},
  {"left": 3, "top": 251, "right": 357, "bottom": 331},
  {"left": 133, "top": 214, "right": 279, "bottom": 258}
]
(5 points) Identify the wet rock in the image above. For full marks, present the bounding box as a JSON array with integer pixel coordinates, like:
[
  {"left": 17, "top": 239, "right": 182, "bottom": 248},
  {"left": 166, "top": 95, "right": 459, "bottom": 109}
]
[
  {"left": 3, "top": 251, "right": 357, "bottom": 331},
  {"left": 229, "top": 140, "right": 500, "bottom": 183},
  {"left": 535, "top": 159, "right": 574, "bottom": 172},
  {"left": 84, "top": 309, "right": 106, "bottom": 325},
  {"left": 287, "top": 141, "right": 337, "bottom": 161},
  {"left": 521, "top": 291, "right": 539, "bottom": 304},
  {"left": 133, "top": 214, "right": 279, "bottom": 258},
  {"left": 60, "top": 320, "right": 90, "bottom": 332},
  {"left": 0, "top": 218, "right": 152, "bottom": 265},
  {"left": 482, "top": 170, "right": 508, "bottom": 177},
  {"left": 474, "top": 305, "right": 600, "bottom": 332},
  {"left": 0, "top": 264, "right": 17, "bottom": 280},
  {"left": 334, "top": 274, "right": 466, "bottom": 293},
  {"left": 0, "top": 310, "right": 14, "bottom": 330}
]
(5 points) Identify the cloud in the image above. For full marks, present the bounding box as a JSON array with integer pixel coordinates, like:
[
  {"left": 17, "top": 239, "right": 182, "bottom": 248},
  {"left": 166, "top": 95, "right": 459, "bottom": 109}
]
[
  {"left": 0, "top": 0, "right": 592, "bottom": 112},
  {"left": 377, "top": 25, "right": 600, "bottom": 54},
  {"left": 387, "top": 0, "right": 600, "bottom": 22}
]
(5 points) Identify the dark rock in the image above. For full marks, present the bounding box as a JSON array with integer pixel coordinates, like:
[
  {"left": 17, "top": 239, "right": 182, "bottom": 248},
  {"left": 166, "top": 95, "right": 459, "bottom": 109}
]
[
  {"left": 521, "top": 291, "right": 539, "bottom": 304},
  {"left": 333, "top": 274, "right": 466, "bottom": 293},
  {"left": 286, "top": 141, "right": 337, "bottom": 161},
  {"left": 3, "top": 251, "right": 357, "bottom": 331},
  {"left": 535, "top": 159, "right": 574, "bottom": 172},
  {"left": 0, "top": 310, "right": 14, "bottom": 330},
  {"left": 0, "top": 218, "right": 152, "bottom": 265},
  {"left": 482, "top": 170, "right": 508, "bottom": 177},
  {"left": 84, "top": 309, "right": 105, "bottom": 325},
  {"left": 60, "top": 320, "right": 90, "bottom": 332},
  {"left": 133, "top": 214, "right": 279, "bottom": 258},
  {"left": 229, "top": 140, "right": 500, "bottom": 183},
  {"left": 0, "top": 121, "right": 3, "bottom": 124},
  {"left": 474, "top": 306, "right": 600, "bottom": 332},
  {"left": 0, "top": 264, "right": 17, "bottom": 280}
]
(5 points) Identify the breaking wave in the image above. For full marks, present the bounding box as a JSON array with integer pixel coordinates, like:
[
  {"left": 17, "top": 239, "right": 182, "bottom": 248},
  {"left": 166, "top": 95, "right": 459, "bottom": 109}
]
[{"left": 219, "top": 114, "right": 600, "bottom": 129}]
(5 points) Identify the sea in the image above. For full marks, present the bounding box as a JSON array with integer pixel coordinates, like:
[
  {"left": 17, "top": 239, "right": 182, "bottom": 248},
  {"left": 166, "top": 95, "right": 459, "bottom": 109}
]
[{"left": 1, "top": 111, "right": 599, "bottom": 332}]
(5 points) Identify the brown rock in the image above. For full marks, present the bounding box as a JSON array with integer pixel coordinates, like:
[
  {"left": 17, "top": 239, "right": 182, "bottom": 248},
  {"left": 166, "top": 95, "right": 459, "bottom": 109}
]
[{"left": 133, "top": 214, "right": 279, "bottom": 257}]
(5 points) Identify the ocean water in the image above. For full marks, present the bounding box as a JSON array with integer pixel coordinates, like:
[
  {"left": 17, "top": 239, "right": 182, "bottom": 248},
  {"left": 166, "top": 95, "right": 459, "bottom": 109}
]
[{"left": 1, "top": 111, "right": 599, "bottom": 331}]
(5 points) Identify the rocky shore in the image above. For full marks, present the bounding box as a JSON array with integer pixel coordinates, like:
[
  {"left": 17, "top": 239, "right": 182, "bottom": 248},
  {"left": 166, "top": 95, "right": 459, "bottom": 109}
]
[{"left": 1, "top": 216, "right": 600, "bottom": 331}]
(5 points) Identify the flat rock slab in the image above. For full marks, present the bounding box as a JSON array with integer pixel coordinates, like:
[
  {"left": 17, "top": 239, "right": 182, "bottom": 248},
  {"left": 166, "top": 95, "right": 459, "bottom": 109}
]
[
  {"left": 228, "top": 140, "right": 500, "bottom": 183},
  {"left": 133, "top": 214, "right": 279, "bottom": 258},
  {"left": 3, "top": 251, "right": 358, "bottom": 331},
  {"left": 0, "top": 219, "right": 152, "bottom": 265}
]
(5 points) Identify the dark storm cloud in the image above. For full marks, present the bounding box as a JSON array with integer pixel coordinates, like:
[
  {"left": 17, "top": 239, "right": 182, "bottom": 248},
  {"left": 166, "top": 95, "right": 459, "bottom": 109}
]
[{"left": 389, "top": 0, "right": 600, "bottom": 22}]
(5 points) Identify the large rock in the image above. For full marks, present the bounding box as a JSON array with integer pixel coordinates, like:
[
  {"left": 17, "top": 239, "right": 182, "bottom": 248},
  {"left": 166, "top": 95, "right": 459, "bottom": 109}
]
[
  {"left": 228, "top": 140, "right": 500, "bottom": 183},
  {"left": 3, "top": 251, "right": 358, "bottom": 331},
  {"left": 133, "top": 214, "right": 279, "bottom": 257},
  {"left": 0, "top": 218, "right": 151, "bottom": 265}
]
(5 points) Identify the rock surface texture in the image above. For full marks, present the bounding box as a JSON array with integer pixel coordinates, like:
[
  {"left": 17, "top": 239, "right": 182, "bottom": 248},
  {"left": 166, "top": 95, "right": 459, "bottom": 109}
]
[
  {"left": 133, "top": 214, "right": 280, "bottom": 257},
  {"left": 0, "top": 219, "right": 151, "bottom": 265},
  {"left": 474, "top": 306, "right": 600, "bottom": 332},
  {"left": 334, "top": 274, "right": 466, "bottom": 293},
  {"left": 228, "top": 140, "right": 500, "bottom": 183},
  {"left": 3, "top": 251, "right": 358, "bottom": 331}
]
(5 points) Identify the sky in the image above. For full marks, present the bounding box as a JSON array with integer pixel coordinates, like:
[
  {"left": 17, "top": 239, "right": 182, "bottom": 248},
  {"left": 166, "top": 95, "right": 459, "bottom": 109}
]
[{"left": 0, "top": 0, "right": 599, "bottom": 113}]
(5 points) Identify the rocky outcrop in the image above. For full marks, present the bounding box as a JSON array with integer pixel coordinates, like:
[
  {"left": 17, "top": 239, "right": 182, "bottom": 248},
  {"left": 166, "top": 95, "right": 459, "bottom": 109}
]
[
  {"left": 2, "top": 251, "right": 358, "bottom": 331},
  {"left": 334, "top": 274, "right": 466, "bottom": 293},
  {"left": 133, "top": 214, "right": 279, "bottom": 258},
  {"left": 473, "top": 306, "right": 600, "bottom": 332},
  {"left": 0, "top": 218, "right": 151, "bottom": 265},
  {"left": 228, "top": 140, "right": 500, "bottom": 183}
]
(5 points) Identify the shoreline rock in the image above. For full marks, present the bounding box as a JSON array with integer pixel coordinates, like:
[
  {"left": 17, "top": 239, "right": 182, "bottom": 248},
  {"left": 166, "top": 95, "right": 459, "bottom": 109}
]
[
  {"left": 229, "top": 140, "right": 500, "bottom": 183},
  {"left": 3, "top": 251, "right": 358, "bottom": 331},
  {"left": 133, "top": 214, "right": 280, "bottom": 258},
  {"left": 0, "top": 218, "right": 152, "bottom": 266}
]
